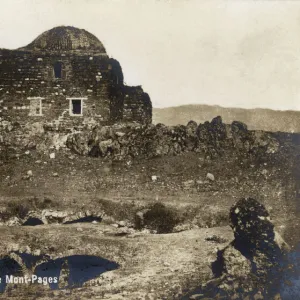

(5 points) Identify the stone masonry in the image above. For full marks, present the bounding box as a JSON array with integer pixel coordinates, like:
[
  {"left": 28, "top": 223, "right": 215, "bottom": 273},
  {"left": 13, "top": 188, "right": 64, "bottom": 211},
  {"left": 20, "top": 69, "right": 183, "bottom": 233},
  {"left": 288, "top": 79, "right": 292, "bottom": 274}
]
[{"left": 0, "top": 26, "right": 152, "bottom": 132}]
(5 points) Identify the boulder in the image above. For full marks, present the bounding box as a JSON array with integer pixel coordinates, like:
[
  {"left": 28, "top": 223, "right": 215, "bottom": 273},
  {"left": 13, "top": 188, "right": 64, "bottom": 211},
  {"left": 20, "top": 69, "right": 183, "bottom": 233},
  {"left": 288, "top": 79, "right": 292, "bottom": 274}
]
[
  {"left": 115, "top": 131, "right": 125, "bottom": 137},
  {"left": 231, "top": 121, "right": 248, "bottom": 133},
  {"left": 186, "top": 120, "right": 198, "bottom": 131},
  {"left": 186, "top": 120, "right": 198, "bottom": 150},
  {"left": 99, "top": 139, "right": 113, "bottom": 156},
  {"left": 222, "top": 245, "right": 251, "bottom": 277},
  {"left": 211, "top": 116, "right": 223, "bottom": 126},
  {"left": 6, "top": 217, "right": 22, "bottom": 226},
  {"left": 206, "top": 173, "right": 215, "bottom": 181},
  {"left": 229, "top": 198, "right": 276, "bottom": 251},
  {"left": 66, "top": 133, "right": 90, "bottom": 155},
  {"left": 151, "top": 175, "right": 158, "bottom": 182},
  {"left": 117, "top": 221, "right": 126, "bottom": 227},
  {"left": 208, "top": 198, "right": 287, "bottom": 299},
  {"left": 189, "top": 294, "right": 205, "bottom": 300},
  {"left": 251, "top": 131, "right": 279, "bottom": 154}
]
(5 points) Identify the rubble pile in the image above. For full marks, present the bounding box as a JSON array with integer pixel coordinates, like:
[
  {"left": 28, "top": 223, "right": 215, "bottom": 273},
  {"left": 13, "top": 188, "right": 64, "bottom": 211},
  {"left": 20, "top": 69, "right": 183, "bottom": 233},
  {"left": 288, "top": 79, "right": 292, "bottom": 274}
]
[{"left": 65, "top": 116, "right": 280, "bottom": 161}]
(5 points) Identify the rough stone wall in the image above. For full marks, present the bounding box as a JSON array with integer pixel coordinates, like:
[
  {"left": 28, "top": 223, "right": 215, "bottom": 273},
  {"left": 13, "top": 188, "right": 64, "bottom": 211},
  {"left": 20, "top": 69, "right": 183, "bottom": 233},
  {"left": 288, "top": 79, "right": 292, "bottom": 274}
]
[
  {"left": 64, "top": 117, "right": 281, "bottom": 162},
  {"left": 108, "top": 58, "right": 125, "bottom": 123},
  {"left": 123, "top": 86, "right": 152, "bottom": 124},
  {"left": 0, "top": 49, "right": 152, "bottom": 129},
  {"left": 0, "top": 49, "right": 115, "bottom": 130}
]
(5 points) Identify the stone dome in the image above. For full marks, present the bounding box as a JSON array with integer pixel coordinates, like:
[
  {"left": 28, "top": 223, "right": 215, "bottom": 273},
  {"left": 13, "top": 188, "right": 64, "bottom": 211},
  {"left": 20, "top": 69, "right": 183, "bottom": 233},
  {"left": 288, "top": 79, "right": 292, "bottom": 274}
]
[{"left": 21, "top": 26, "right": 106, "bottom": 52}]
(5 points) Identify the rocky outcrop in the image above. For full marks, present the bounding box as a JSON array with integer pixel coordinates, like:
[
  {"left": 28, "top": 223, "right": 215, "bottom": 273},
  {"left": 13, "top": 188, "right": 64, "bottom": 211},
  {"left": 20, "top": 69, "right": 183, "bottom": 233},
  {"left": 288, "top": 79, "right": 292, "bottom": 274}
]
[
  {"left": 0, "top": 209, "right": 104, "bottom": 226},
  {"left": 191, "top": 198, "right": 287, "bottom": 300}
]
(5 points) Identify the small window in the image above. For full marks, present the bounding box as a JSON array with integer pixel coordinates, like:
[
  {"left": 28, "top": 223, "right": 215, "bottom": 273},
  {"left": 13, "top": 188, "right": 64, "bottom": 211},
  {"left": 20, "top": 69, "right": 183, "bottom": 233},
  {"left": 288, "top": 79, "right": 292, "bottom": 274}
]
[
  {"left": 72, "top": 99, "right": 81, "bottom": 115},
  {"left": 54, "top": 62, "right": 62, "bottom": 79},
  {"left": 28, "top": 97, "right": 43, "bottom": 116},
  {"left": 68, "top": 98, "right": 85, "bottom": 116}
]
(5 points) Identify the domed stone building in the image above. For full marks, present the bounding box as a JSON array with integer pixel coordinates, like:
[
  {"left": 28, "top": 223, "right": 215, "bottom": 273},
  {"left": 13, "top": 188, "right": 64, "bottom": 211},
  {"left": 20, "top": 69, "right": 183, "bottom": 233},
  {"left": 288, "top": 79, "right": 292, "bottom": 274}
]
[{"left": 0, "top": 26, "right": 152, "bottom": 130}]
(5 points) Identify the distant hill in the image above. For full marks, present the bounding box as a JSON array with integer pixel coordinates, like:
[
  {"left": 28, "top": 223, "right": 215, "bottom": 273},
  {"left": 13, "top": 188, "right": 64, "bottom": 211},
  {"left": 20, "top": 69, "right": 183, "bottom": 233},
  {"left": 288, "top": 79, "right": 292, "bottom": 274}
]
[{"left": 153, "top": 105, "right": 300, "bottom": 133}]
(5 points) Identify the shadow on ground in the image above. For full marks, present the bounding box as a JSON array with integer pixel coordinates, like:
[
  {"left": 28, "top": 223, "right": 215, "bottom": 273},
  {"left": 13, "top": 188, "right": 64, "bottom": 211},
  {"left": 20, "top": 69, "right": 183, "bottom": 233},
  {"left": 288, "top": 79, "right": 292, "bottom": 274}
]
[{"left": 0, "top": 254, "right": 119, "bottom": 292}]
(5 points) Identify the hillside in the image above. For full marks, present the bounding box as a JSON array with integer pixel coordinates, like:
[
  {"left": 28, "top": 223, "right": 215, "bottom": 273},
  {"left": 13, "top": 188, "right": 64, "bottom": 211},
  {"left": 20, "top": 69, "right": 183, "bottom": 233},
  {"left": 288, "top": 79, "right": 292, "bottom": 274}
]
[{"left": 153, "top": 105, "right": 300, "bottom": 132}]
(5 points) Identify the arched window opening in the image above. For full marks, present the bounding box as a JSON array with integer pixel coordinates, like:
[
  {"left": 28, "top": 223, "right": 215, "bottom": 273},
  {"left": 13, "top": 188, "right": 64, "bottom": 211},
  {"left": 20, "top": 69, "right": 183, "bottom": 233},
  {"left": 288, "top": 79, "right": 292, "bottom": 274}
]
[{"left": 54, "top": 62, "right": 63, "bottom": 79}]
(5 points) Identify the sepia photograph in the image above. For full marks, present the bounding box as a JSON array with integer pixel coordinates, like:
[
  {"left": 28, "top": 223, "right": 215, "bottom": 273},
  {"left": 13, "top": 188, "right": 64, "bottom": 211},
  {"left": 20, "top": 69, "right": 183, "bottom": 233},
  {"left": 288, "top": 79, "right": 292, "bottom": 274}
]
[{"left": 0, "top": 0, "right": 300, "bottom": 299}]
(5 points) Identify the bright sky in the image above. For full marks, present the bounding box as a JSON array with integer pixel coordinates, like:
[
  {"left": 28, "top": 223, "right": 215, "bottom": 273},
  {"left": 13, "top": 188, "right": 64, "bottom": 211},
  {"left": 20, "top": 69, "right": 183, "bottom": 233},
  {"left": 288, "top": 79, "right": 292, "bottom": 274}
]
[{"left": 1, "top": 0, "right": 300, "bottom": 110}]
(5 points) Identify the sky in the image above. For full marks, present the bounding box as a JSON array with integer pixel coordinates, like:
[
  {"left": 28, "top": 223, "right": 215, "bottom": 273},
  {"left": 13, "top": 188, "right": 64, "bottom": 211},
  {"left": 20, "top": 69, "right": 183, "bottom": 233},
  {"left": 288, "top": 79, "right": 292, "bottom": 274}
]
[{"left": 2, "top": 0, "right": 300, "bottom": 110}]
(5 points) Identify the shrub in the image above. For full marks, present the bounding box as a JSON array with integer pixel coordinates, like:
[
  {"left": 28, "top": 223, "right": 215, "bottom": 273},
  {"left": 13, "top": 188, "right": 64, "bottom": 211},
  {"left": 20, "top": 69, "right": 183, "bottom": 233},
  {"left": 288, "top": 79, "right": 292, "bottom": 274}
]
[
  {"left": 97, "top": 198, "right": 137, "bottom": 223},
  {"left": 6, "top": 201, "right": 30, "bottom": 219},
  {"left": 135, "top": 202, "right": 180, "bottom": 234},
  {"left": 26, "top": 196, "right": 55, "bottom": 210},
  {"left": 0, "top": 197, "right": 56, "bottom": 221}
]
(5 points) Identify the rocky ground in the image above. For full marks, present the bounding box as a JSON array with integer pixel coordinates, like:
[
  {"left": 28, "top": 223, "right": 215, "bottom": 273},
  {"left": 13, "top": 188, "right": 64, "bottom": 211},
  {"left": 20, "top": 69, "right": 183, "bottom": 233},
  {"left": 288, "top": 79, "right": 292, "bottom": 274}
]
[
  {"left": 0, "top": 224, "right": 235, "bottom": 300},
  {"left": 0, "top": 117, "right": 299, "bottom": 299}
]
